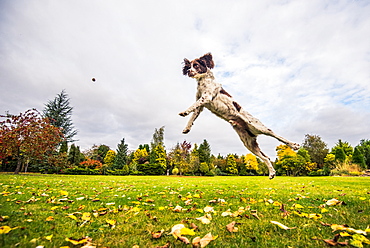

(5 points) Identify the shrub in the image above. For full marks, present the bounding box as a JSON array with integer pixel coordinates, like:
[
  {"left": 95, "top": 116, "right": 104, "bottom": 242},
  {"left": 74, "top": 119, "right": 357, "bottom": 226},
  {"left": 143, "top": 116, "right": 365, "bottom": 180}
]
[
  {"left": 63, "top": 167, "right": 101, "bottom": 175},
  {"left": 330, "top": 161, "right": 363, "bottom": 176},
  {"left": 80, "top": 159, "right": 103, "bottom": 169},
  {"left": 172, "top": 167, "right": 179, "bottom": 175},
  {"left": 106, "top": 168, "right": 129, "bottom": 175}
]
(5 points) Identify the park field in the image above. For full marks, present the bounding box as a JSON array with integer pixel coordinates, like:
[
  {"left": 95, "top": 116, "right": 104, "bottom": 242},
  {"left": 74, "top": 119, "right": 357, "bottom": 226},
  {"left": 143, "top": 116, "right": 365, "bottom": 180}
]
[{"left": 0, "top": 174, "right": 369, "bottom": 248}]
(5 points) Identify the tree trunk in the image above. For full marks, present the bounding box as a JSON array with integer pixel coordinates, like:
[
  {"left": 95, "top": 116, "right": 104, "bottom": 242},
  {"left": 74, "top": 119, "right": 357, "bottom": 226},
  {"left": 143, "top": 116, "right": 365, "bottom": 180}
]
[{"left": 14, "top": 158, "right": 22, "bottom": 174}]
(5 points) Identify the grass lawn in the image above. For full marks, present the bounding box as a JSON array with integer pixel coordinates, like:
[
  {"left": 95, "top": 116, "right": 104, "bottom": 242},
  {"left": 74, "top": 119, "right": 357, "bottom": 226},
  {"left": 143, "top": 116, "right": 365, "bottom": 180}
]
[{"left": 0, "top": 174, "right": 369, "bottom": 248}]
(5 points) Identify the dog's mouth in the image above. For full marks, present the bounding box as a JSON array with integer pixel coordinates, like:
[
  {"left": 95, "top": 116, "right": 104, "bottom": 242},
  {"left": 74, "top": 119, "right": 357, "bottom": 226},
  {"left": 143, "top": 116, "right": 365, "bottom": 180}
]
[{"left": 188, "top": 71, "right": 196, "bottom": 77}]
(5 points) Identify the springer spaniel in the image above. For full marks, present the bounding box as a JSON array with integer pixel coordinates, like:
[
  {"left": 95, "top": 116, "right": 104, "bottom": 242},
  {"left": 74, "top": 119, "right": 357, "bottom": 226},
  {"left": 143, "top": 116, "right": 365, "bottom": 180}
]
[{"left": 179, "top": 53, "right": 299, "bottom": 179}]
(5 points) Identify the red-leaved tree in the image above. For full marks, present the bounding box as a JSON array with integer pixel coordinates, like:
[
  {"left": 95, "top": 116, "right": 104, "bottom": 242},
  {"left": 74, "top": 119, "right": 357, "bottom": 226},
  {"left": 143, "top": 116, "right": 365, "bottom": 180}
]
[{"left": 0, "top": 109, "right": 64, "bottom": 174}]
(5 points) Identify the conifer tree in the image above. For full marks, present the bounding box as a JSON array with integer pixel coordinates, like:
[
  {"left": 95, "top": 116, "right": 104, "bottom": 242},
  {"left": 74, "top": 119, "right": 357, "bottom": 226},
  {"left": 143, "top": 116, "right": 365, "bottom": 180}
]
[
  {"left": 198, "top": 139, "right": 211, "bottom": 165},
  {"left": 334, "top": 147, "right": 346, "bottom": 162},
  {"left": 59, "top": 141, "right": 68, "bottom": 154},
  {"left": 114, "top": 138, "right": 128, "bottom": 170},
  {"left": 352, "top": 146, "right": 366, "bottom": 169},
  {"left": 43, "top": 90, "right": 77, "bottom": 143}
]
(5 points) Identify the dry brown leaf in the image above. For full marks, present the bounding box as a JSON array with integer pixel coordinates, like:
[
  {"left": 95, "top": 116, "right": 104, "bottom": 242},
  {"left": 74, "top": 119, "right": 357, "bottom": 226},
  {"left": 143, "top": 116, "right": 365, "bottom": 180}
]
[
  {"left": 190, "top": 223, "right": 198, "bottom": 230},
  {"left": 152, "top": 229, "right": 164, "bottom": 239},
  {"left": 177, "top": 236, "right": 190, "bottom": 244},
  {"left": 155, "top": 241, "right": 171, "bottom": 248},
  {"left": 192, "top": 233, "right": 218, "bottom": 248},
  {"left": 226, "top": 221, "right": 238, "bottom": 233},
  {"left": 323, "top": 234, "right": 349, "bottom": 246}
]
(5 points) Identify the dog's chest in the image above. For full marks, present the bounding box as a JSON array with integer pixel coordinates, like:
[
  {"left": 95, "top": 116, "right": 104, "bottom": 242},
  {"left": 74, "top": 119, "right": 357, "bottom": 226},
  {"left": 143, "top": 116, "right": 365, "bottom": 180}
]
[{"left": 196, "top": 80, "right": 234, "bottom": 118}]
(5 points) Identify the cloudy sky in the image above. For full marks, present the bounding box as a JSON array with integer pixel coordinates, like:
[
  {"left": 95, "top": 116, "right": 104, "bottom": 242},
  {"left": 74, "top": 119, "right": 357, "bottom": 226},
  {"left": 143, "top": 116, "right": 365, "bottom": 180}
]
[{"left": 1, "top": 0, "right": 369, "bottom": 158}]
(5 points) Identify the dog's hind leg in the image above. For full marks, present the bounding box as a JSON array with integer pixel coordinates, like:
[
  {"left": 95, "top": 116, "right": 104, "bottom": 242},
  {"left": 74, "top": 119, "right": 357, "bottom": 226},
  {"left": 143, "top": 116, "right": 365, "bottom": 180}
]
[
  {"left": 260, "top": 129, "right": 300, "bottom": 151},
  {"left": 230, "top": 121, "right": 276, "bottom": 179},
  {"left": 236, "top": 110, "right": 300, "bottom": 150}
]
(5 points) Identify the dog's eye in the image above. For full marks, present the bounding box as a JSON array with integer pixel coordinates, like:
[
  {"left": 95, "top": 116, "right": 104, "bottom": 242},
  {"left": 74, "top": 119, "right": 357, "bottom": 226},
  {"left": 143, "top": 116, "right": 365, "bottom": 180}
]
[{"left": 193, "top": 64, "right": 199, "bottom": 68}]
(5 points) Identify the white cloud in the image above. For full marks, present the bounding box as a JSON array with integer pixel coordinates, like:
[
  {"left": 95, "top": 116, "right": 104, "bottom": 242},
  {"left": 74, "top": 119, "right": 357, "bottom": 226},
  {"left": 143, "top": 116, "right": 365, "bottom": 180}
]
[{"left": 1, "top": 0, "right": 369, "bottom": 159}]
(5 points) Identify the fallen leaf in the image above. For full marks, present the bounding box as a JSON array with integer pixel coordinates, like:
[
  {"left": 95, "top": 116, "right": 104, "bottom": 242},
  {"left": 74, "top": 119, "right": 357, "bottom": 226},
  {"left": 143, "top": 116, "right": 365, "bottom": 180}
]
[
  {"left": 326, "top": 199, "right": 343, "bottom": 206},
  {"left": 44, "top": 234, "right": 53, "bottom": 241},
  {"left": 203, "top": 206, "right": 214, "bottom": 213},
  {"left": 106, "top": 219, "right": 116, "bottom": 227},
  {"left": 177, "top": 236, "right": 190, "bottom": 244},
  {"left": 270, "top": 221, "right": 297, "bottom": 230},
  {"left": 192, "top": 233, "right": 218, "bottom": 247},
  {"left": 196, "top": 215, "right": 211, "bottom": 224},
  {"left": 170, "top": 224, "right": 185, "bottom": 238},
  {"left": 45, "top": 216, "right": 54, "bottom": 221},
  {"left": 65, "top": 237, "right": 89, "bottom": 245},
  {"left": 151, "top": 229, "right": 164, "bottom": 239},
  {"left": 66, "top": 214, "right": 78, "bottom": 220},
  {"left": 155, "top": 241, "right": 171, "bottom": 248},
  {"left": 323, "top": 233, "right": 349, "bottom": 246},
  {"left": 81, "top": 212, "right": 91, "bottom": 221},
  {"left": 60, "top": 190, "right": 68, "bottom": 196},
  {"left": 226, "top": 221, "right": 239, "bottom": 233},
  {"left": 0, "top": 226, "right": 12, "bottom": 234}
]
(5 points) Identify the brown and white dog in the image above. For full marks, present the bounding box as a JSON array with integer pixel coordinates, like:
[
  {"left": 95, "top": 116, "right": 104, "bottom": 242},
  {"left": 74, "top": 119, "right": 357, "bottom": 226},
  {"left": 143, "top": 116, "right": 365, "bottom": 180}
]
[{"left": 179, "top": 53, "right": 299, "bottom": 179}]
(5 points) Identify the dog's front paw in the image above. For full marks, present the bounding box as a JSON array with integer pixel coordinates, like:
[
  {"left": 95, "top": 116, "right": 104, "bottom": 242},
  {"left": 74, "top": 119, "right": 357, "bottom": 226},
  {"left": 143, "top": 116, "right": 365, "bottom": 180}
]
[{"left": 179, "top": 111, "right": 188, "bottom": 117}]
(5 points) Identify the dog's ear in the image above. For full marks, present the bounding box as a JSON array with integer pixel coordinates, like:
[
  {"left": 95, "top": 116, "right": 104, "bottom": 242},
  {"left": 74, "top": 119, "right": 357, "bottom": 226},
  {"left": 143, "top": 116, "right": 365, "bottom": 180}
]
[
  {"left": 199, "top": 53, "right": 214, "bottom": 69},
  {"left": 182, "top": 58, "right": 191, "bottom": 75}
]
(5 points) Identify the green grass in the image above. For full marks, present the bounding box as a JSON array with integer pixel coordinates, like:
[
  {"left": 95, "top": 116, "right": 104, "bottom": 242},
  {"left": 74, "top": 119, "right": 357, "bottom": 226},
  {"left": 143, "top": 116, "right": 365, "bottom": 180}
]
[{"left": 0, "top": 174, "right": 369, "bottom": 247}]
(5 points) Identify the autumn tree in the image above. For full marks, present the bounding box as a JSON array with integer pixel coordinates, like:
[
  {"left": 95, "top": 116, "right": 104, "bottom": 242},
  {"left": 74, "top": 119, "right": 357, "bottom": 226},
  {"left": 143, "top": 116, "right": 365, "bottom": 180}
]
[
  {"left": 168, "top": 141, "right": 191, "bottom": 175},
  {"left": 0, "top": 109, "right": 63, "bottom": 174},
  {"left": 242, "top": 153, "right": 259, "bottom": 175},
  {"left": 104, "top": 150, "right": 116, "bottom": 168},
  {"left": 302, "top": 134, "right": 328, "bottom": 168},
  {"left": 226, "top": 154, "right": 238, "bottom": 175},
  {"left": 275, "top": 145, "right": 315, "bottom": 176},
  {"left": 43, "top": 90, "right": 77, "bottom": 143}
]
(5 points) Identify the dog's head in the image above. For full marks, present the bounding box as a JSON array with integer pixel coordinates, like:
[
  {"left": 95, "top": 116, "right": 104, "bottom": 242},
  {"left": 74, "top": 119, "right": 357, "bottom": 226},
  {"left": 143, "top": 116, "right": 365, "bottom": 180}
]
[{"left": 182, "top": 53, "right": 214, "bottom": 78}]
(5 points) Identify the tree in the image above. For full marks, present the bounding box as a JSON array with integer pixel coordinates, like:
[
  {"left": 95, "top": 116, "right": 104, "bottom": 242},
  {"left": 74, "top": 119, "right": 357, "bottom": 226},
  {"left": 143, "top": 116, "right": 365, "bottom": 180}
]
[
  {"left": 352, "top": 146, "right": 366, "bottom": 169},
  {"left": 43, "top": 90, "right": 77, "bottom": 143},
  {"left": 331, "top": 140, "right": 353, "bottom": 157},
  {"left": 151, "top": 126, "right": 165, "bottom": 149},
  {"left": 334, "top": 147, "right": 346, "bottom": 162},
  {"left": 59, "top": 141, "right": 68, "bottom": 154},
  {"left": 198, "top": 139, "right": 211, "bottom": 165},
  {"left": 189, "top": 144, "right": 200, "bottom": 174},
  {"left": 68, "top": 144, "right": 83, "bottom": 166},
  {"left": 226, "top": 154, "right": 238, "bottom": 175},
  {"left": 104, "top": 150, "right": 116, "bottom": 168},
  {"left": 0, "top": 109, "right": 63, "bottom": 174},
  {"left": 149, "top": 143, "right": 167, "bottom": 175},
  {"left": 243, "top": 153, "right": 259, "bottom": 175},
  {"left": 114, "top": 138, "right": 128, "bottom": 170},
  {"left": 275, "top": 145, "right": 313, "bottom": 176},
  {"left": 357, "top": 139, "right": 370, "bottom": 169},
  {"left": 91, "top": 145, "right": 110, "bottom": 163},
  {"left": 199, "top": 162, "right": 210, "bottom": 175},
  {"left": 302, "top": 134, "right": 328, "bottom": 167}
]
